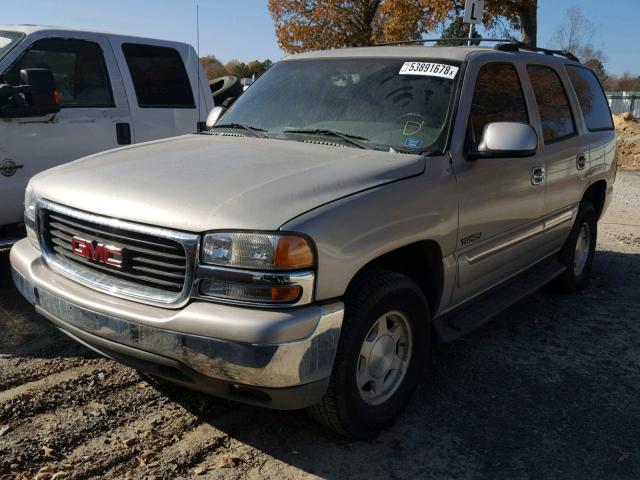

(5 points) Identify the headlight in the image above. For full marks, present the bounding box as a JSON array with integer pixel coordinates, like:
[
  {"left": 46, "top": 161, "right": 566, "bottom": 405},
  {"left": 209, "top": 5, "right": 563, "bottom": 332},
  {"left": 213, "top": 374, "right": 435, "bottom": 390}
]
[
  {"left": 199, "top": 232, "right": 315, "bottom": 305},
  {"left": 24, "top": 183, "right": 39, "bottom": 249},
  {"left": 201, "top": 232, "right": 314, "bottom": 270}
]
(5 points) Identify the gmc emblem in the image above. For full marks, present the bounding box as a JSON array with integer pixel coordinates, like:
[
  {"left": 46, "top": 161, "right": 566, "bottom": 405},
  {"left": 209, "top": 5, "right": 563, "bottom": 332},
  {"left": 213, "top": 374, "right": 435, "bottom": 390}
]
[{"left": 71, "top": 236, "right": 123, "bottom": 268}]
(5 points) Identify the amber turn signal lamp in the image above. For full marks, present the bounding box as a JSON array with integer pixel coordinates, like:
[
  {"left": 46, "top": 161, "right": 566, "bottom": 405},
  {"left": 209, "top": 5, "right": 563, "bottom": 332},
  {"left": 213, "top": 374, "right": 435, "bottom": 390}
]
[
  {"left": 274, "top": 236, "right": 314, "bottom": 269},
  {"left": 270, "top": 285, "right": 302, "bottom": 302}
]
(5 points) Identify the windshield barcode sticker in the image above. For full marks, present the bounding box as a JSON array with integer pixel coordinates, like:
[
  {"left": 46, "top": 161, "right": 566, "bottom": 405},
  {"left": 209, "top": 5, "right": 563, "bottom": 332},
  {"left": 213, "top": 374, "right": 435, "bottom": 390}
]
[{"left": 399, "top": 62, "right": 459, "bottom": 79}]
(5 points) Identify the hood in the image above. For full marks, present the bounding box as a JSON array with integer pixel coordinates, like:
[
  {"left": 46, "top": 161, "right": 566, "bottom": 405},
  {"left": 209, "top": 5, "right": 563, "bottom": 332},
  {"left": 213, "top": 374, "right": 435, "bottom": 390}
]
[{"left": 31, "top": 134, "right": 425, "bottom": 232}]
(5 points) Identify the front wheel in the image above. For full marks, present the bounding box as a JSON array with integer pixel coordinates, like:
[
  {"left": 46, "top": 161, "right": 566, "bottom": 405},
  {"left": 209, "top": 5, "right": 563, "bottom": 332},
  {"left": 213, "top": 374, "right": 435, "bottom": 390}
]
[
  {"left": 549, "top": 202, "right": 597, "bottom": 293},
  {"left": 307, "top": 269, "right": 430, "bottom": 438}
]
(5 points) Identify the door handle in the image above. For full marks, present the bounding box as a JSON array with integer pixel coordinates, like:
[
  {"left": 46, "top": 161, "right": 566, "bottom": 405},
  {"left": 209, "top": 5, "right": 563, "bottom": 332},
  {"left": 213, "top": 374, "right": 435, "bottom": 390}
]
[
  {"left": 531, "top": 166, "right": 545, "bottom": 185},
  {"left": 576, "top": 153, "right": 587, "bottom": 170},
  {"left": 116, "top": 123, "right": 131, "bottom": 145}
]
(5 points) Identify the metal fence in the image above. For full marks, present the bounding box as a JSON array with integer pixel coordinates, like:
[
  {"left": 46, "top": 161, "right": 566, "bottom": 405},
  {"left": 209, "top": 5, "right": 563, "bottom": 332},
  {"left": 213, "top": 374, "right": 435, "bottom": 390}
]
[{"left": 606, "top": 92, "right": 640, "bottom": 119}]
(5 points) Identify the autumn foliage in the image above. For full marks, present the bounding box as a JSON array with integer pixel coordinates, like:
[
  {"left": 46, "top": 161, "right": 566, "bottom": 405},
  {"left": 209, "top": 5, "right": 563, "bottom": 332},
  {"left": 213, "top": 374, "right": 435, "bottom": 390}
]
[{"left": 268, "top": 0, "right": 538, "bottom": 53}]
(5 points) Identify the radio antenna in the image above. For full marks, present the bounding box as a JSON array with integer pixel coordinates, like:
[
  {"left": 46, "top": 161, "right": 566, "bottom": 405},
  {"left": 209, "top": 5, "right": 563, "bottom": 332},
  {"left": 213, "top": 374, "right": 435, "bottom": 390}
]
[{"left": 196, "top": 4, "right": 202, "bottom": 128}]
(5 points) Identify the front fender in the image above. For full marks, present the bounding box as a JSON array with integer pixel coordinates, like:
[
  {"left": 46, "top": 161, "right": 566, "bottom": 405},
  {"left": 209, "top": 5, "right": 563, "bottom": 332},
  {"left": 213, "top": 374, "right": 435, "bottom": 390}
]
[{"left": 280, "top": 155, "right": 458, "bottom": 301}]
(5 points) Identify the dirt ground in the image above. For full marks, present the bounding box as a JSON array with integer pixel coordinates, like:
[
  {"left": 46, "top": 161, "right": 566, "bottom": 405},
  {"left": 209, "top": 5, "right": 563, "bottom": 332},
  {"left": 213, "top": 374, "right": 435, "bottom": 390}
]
[
  {"left": 0, "top": 171, "right": 639, "bottom": 480},
  {"left": 614, "top": 113, "right": 640, "bottom": 169}
]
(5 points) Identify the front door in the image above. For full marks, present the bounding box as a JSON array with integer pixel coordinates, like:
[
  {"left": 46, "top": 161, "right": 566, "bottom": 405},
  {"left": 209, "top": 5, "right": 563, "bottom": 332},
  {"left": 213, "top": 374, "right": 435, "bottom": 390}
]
[
  {"left": 0, "top": 33, "right": 132, "bottom": 228},
  {"left": 449, "top": 59, "right": 545, "bottom": 303}
]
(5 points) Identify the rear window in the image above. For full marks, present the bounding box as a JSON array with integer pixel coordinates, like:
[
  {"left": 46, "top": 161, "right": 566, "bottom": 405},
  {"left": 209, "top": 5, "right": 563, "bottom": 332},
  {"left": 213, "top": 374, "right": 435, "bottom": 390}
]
[
  {"left": 566, "top": 65, "right": 614, "bottom": 131},
  {"left": 527, "top": 65, "right": 576, "bottom": 143},
  {"left": 122, "top": 43, "right": 195, "bottom": 108}
]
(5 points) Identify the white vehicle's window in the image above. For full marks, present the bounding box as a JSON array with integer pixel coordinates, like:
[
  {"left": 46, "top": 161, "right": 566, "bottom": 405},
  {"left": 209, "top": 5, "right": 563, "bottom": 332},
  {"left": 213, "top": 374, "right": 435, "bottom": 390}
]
[
  {"left": 527, "top": 65, "right": 576, "bottom": 143},
  {"left": 0, "top": 31, "right": 24, "bottom": 60},
  {"left": 3, "top": 38, "right": 114, "bottom": 108},
  {"left": 467, "top": 63, "right": 529, "bottom": 149},
  {"left": 566, "top": 65, "right": 614, "bottom": 132},
  {"left": 219, "top": 58, "right": 460, "bottom": 153},
  {"left": 122, "top": 43, "right": 195, "bottom": 109}
]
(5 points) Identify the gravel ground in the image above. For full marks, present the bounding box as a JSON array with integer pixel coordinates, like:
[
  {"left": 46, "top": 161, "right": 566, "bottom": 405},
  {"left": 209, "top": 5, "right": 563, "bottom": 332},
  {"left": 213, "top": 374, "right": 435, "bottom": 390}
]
[{"left": 0, "top": 170, "right": 639, "bottom": 480}]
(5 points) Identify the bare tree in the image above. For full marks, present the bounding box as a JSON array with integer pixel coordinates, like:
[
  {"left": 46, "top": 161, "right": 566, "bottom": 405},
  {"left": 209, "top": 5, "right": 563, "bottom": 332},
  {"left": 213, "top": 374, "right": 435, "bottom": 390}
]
[{"left": 551, "top": 7, "right": 606, "bottom": 64}]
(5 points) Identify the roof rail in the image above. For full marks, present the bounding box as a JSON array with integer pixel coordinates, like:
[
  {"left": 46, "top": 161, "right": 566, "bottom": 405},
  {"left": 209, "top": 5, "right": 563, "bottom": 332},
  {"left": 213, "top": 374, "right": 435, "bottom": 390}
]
[
  {"left": 495, "top": 42, "right": 580, "bottom": 62},
  {"left": 374, "top": 38, "right": 516, "bottom": 47}
]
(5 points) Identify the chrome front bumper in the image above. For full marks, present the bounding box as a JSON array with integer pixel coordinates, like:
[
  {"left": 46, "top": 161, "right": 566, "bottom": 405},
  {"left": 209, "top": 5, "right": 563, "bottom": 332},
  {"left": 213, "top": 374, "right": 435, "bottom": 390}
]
[{"left": 10, "top": 239, "right": 344, "bottom": 409}]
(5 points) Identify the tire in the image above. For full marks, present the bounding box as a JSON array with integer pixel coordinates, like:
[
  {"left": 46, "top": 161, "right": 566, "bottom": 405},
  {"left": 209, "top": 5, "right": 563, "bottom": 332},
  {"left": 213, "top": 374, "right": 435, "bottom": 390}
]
[
  {"left": 307, "top": 269, "right": 430, "bottom": 438},
  {"left": 209, "top": 76, "right": 243, "bottom": 105},
  {"left": 549, "top": 202, "right": 597, "bottom": 293}
]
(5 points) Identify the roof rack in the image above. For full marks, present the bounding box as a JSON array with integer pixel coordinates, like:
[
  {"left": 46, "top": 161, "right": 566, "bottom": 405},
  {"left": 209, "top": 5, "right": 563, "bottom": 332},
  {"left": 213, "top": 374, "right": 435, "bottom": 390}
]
[
  {"left": 374, "top": 38, "right": 515, "bottom": 46},
  {"left": 494, "top": 42, "right": 580, "bottom": 62},
  {"left": 373, "top": 37, "right": 580, "bottom": 62}
]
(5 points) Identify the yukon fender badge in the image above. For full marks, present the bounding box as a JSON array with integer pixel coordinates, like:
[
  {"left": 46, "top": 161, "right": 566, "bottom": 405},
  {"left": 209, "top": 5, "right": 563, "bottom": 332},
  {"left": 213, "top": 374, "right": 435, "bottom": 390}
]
[
  {"left": 461, "top": 232, "right": 482, "bottom": 246},
  {"left": 0, "top": 159, "right": 24, "bottom": 177}
]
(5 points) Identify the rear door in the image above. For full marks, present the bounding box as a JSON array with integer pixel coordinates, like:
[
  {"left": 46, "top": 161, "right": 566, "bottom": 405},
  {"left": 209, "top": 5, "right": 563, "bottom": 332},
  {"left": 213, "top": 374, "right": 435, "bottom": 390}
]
[
  {"left": 521, "top": 62, "right": 591, "bottom": 254},
  {"left": 111, "top": 40, "right": 201, "bottom": 142},
  {"left": 0, "top": 31, "right": 132, "bottom": 228},
  {"left": 450, "top": 59, "right": 545, "bottom": 303}
]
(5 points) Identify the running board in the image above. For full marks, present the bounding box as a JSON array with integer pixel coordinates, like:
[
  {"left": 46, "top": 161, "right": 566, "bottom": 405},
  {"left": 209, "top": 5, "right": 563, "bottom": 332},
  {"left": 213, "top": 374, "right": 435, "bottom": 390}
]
[{"left": 433, "top": 257, "right": 566, "bottom": 342}]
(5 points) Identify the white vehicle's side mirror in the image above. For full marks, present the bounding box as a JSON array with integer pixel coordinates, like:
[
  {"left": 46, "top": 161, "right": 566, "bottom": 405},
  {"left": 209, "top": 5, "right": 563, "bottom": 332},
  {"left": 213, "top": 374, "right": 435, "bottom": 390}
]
[{"left": 206, "top": 106, "right": 227, "bottom": 129}]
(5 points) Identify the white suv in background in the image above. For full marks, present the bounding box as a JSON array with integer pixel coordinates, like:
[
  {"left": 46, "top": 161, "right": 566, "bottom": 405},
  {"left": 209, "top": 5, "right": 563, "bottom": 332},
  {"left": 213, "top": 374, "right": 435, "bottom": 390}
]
[{"left": 0, "top": 25, "right": 214, "bottom": 247}]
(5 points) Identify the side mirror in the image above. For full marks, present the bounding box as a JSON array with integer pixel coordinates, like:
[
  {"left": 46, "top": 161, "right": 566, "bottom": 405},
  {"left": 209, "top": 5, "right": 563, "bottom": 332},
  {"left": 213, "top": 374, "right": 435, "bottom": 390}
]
[
  {"left": 469, "top": 122, "right": 538, "bottom": 159},
  {"left": 21, "top": 68, "right": 60, "bottom": 115},
  {"left": 0, "top": 68, "right": 60, "bottom": 118},
  {"left": 206, "top": 106, "right": 227, "bottom": 129}
]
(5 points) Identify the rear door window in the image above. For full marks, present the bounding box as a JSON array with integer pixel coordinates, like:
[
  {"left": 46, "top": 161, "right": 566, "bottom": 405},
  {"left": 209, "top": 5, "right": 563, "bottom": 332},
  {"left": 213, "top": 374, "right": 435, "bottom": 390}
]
[
  {"left": 3, "top": 38, "right": 114, "bottom": 108},
  {"left": 526, "top": 65, "right": 576, "bottom": 143},
  {"left": 566, "top": 65, "right": 614, "bottom": 131},
  {"left": 467, "top": 63, "right": 529, "bottom": 149},
  {"left": 122, "top": 44, "right": 195, "bottom": 108}
]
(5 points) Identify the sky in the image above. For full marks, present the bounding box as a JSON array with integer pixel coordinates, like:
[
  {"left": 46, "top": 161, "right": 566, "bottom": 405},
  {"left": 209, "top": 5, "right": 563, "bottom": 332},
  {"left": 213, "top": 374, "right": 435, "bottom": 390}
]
[{"left": 2, "top": 0, "right": 638, "bottom": 76}]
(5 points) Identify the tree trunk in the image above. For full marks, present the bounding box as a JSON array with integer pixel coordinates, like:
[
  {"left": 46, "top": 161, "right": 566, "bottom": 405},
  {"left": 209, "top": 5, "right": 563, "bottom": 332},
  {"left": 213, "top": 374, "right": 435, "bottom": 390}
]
[{"left": 519, "top": 1, "right": 538, "bottom": 48}]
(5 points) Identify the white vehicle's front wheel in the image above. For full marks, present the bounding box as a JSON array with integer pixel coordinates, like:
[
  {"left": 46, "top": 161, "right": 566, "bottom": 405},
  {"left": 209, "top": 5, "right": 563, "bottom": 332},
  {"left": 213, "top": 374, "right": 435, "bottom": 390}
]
[{"left": 307, "top": 269, "right": 430, "bottom": 438}]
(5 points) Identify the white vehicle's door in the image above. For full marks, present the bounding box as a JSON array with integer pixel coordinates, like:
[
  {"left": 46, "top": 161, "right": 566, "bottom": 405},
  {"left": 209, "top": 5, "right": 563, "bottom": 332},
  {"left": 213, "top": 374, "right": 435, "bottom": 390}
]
[
  {"left": 0, "top": 31, "right": 132, "bottom": 228},
  {"left": 110, "top": 39, "right": 203, "bottom": 142}
]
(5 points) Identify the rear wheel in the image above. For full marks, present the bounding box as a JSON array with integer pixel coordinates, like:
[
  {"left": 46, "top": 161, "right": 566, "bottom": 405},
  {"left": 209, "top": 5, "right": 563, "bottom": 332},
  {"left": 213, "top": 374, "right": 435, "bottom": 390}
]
[
  {"left": 550, "top": 202, "right": 597, "bottom": 293},
  {"left": 307, "top": 269, "right": 430, "bottom": 438}
]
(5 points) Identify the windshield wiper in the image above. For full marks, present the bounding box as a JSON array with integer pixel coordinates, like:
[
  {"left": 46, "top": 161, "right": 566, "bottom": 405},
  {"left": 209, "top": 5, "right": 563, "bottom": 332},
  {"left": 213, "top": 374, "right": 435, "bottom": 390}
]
[
  {"left": 283, "top": 128, "right": 374, "bottom": 150},
  {"left": 212, "top": 123, "right": 268, "bottom": 138}
]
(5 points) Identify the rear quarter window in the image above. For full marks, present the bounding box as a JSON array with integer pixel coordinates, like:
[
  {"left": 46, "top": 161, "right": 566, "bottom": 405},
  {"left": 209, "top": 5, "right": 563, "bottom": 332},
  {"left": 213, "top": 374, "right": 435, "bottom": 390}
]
[
  {"left": 566, "top": 65, "right": 614, "bottom": 131},
  {"left": 122, "top": 43, "right": 195, "bottom": 109}
]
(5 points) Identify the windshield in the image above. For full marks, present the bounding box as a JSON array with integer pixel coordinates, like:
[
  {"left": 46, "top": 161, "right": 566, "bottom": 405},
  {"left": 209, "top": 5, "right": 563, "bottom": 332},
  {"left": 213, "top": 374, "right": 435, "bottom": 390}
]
[
  {"left": 219, "top": 58, "right": 460, "bottom": 153},
  {"left": 0, "top": 31, "right": 24, "bottom": 62}
]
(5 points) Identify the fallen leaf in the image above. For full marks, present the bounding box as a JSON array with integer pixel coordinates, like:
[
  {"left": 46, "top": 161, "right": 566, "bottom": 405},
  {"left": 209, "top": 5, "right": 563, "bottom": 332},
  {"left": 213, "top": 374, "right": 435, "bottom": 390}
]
[
  {"left": 617, "top": 452, "right": 632, "bottom": 464},
  {"left": 218, "top": 454, "right": 242, "bottom": 468},
  {"left": 35, "top": 465, "right": 57, "bottom": 480},
  {"left": 122, "top": 438, "right": 138, "bottom": 449},
  {"left": 136, "top": 382, "right": 148, "bottom": 389},
  {"left": 193, "top": 466, "right": 208, "bottom": 475},
  {"left": 42, "top": 445, "right": 56, "bottom": 459}
]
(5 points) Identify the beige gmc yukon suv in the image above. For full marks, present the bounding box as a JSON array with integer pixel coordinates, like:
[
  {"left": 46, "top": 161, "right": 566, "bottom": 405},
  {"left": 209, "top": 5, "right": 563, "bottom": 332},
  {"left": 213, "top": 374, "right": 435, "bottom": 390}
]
[{"left": 10, "top": 42, "right": 616, "bottom": 438}]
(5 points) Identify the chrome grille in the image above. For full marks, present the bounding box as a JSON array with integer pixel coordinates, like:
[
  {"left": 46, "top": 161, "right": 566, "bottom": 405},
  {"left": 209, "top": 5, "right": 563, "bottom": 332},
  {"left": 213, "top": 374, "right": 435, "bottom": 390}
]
[{"left": 37, "top": 200, "right": 199, "bottom": 307}]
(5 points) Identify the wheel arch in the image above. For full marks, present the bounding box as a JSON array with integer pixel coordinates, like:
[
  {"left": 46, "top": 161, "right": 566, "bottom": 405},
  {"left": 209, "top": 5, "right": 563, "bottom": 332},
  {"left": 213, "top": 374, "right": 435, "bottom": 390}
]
[
  {"left": 581, "top": 179, "right": 607, "bottom": 219},
  {"left": 345, "top": 240, "right": 444, "bottom": 318}
]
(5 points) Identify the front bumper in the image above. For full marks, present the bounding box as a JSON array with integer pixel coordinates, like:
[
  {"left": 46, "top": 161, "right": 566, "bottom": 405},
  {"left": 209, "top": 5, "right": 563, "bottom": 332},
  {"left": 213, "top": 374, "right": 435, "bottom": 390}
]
[{"left": 10, "top": 239, "right": 344, "bottom": 409}]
